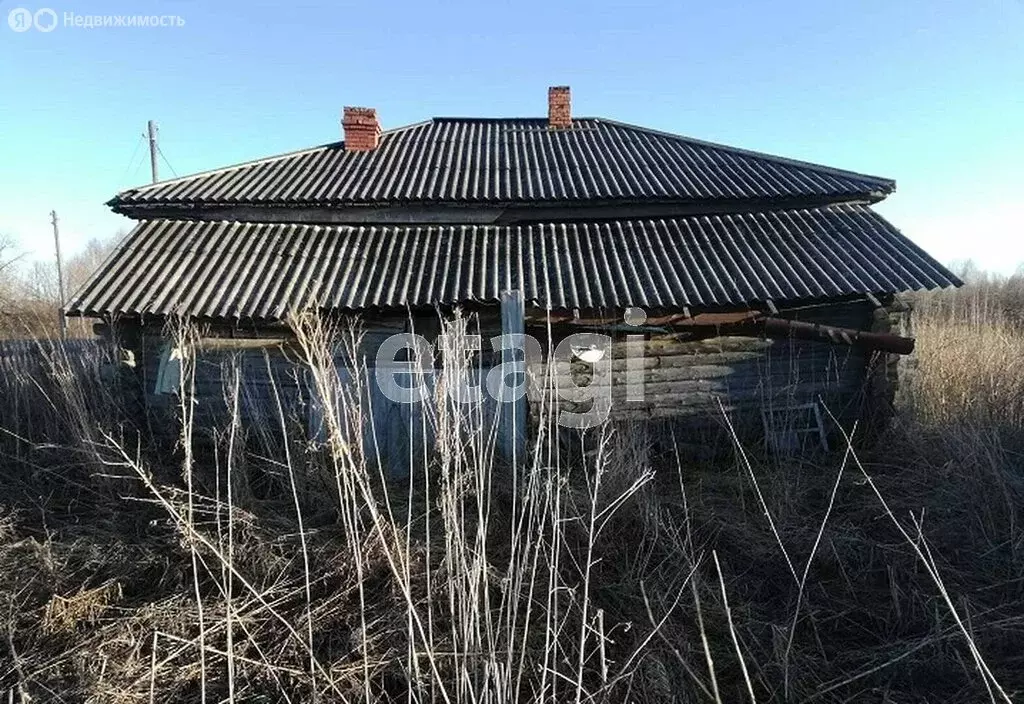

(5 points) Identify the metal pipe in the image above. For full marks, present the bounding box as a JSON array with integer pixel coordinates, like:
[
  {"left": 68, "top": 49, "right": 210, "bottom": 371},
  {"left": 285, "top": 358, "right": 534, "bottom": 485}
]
[{"left": 738, "top": 317, "right": 914, "bottom": 355}]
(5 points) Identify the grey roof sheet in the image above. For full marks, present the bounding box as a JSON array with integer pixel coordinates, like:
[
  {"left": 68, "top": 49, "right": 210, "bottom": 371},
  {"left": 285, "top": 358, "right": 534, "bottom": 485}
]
[
  {"left": 110, "top": 118, "right": 895, "bottom": 209},
  {"left": 68, "top": 205, "right": 957, "bottom": 320}
]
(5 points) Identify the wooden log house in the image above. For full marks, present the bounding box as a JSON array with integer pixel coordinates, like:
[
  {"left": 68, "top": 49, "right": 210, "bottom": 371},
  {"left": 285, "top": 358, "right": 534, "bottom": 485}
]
[{"left": 66, "top": 87, "right": 960, "bottom": 465}]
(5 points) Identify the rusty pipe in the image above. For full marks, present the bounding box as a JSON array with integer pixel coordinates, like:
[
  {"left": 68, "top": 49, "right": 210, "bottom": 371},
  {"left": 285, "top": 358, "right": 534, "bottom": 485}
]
[{"left": 735, "top": 317, "right": 915, "bottom": 355}]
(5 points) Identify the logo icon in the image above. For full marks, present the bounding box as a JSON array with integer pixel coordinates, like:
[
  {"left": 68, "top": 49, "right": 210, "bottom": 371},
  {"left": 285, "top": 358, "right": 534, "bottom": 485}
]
[
  {"left": 7, "top": 7, "right": 57, "bottom": 31},
  {"left": 34, "top": 8, "right": 57, "bottom": 31},
  {"left": 8, "top": 7, "right": 33, "bottom": 31}
]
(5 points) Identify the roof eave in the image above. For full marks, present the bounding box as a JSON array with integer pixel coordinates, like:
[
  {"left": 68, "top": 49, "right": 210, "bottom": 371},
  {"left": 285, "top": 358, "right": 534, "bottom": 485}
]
[{"left": 109, "top": 191, "right": 893, "bottom": 220}]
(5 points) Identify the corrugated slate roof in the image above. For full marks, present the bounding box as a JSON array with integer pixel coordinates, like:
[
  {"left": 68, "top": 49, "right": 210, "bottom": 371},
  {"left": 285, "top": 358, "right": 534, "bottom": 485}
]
[
  {"left": 109, "top": 119, "right": 894, "bottom": 210},
  {"left": 67, "top": 205, "right": 957, "bottom": 320}
]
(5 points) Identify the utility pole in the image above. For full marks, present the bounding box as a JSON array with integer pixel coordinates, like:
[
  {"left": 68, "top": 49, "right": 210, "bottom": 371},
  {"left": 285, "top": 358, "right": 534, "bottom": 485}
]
[
  {"left": 148, "top": 119, "right": 159, "bottom": 183},
  {"left": 50, "top": 210, "right": 67, "bottom": 340}
]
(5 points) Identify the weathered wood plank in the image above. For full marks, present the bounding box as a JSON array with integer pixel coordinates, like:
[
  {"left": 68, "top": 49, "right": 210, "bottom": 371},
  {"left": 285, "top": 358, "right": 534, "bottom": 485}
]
[{"left": 498, "top": 290, "right": 526, "bottom": 464}]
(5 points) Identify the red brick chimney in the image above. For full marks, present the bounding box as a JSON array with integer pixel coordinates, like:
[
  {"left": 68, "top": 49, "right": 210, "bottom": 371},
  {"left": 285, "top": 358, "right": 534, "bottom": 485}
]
[
  {"left": 342, "top": 107, "right": 380, "bottom": 151},
  {"left": 548, "top": 86, "right": 571, "bottom": 128}
]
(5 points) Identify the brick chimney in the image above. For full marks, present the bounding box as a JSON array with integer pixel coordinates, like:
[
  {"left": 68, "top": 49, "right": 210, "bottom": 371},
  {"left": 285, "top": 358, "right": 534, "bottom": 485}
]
[
  {"left": 342, "top": 106, "right": 380, "bottom": 151},
  {"left": 548, "top": 86, "right": 571, "bottom": 128}
]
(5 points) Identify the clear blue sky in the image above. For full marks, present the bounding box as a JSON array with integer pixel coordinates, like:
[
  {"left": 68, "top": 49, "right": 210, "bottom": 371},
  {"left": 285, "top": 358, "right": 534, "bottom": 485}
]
[{"left": 1, "top": 0, "right": 1022, "bottom": 274}]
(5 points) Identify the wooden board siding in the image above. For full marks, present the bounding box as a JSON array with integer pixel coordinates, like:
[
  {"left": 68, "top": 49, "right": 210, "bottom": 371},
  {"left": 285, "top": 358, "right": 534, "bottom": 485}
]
[
  {"left": 308, "top": 364, "right": 507, "bottom": 477},
  {"left": 132, "top": 331, "right": 305, "bottom": 435},
  {"left": 123, "top": 312, "right": 509, "bottom": 472},
  {"left": 322, "top": 312, "right": 506, "bottom": 474},
  {"left": 125, "top": 314, "right": 413, "bottom": 432}
]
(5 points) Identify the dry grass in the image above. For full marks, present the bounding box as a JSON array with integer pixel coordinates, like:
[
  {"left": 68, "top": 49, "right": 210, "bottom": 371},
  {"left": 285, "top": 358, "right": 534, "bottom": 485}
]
[
  {"left": 902, "top": 286, "right": 1024, "bottom": 434},
  {"left": 0, "top": 289, "right": 1022, "bottom": 702}
]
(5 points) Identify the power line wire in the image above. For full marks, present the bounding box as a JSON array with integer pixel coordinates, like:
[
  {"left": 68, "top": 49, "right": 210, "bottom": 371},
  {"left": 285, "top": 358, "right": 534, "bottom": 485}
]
[
  {"left": 132, "top": 143, "right": 146, "bottom": 182},
  {"left": 156, "top": 143, "right": 178, "bottom": 178},
  {"left": 120, "top": 133, "right": 146, "bottom": 184}
]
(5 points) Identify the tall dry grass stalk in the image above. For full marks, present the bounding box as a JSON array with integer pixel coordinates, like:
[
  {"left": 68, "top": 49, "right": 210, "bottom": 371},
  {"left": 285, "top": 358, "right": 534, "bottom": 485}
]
[
  {"left": 902, "top": 292, "right": 1024, "bottom": 433},
  {"left": 0, "top": 290, "right": 1022, "bottom": 702},
  {"left": 285, "top": 311, "right": 657, "bottom": 703}
]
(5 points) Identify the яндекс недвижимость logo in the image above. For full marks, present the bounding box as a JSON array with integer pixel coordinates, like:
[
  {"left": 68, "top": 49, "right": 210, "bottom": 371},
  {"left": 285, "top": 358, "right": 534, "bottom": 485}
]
[
  {"left": 8, "top": 7, "right": 57, "bottom": 32},
  {"left": 7, "top": 8, "right": 185, "bottom": 31}
]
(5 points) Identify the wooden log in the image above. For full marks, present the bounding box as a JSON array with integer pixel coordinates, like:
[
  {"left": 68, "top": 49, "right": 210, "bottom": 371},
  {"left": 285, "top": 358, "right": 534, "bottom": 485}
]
[
  {"left": 549, "top": 378, "right": 853, "bottom": 404},
  {"left": 606, "top": 336, "right": 774, "bottom": 359},
  {"left": 535, "top": 363, "right": 862, "bottom": 389},
  {"left": 728, "top": 318, "right": 915, "bottom": 355},
  {"left": 605, "top": 350, "right": 768, "bottom": 371}
]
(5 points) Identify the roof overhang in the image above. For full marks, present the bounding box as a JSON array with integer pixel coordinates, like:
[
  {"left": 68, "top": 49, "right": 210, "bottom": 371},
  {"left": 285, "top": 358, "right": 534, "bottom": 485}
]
[{"left": 67, "top": 204, "right": 960, "bottom": 322}]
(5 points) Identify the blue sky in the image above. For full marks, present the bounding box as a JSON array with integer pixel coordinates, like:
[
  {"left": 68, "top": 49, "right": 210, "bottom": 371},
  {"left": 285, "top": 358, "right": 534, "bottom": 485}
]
[{"left": 1, "top": 0, "right": 1022, "bottom": 274}]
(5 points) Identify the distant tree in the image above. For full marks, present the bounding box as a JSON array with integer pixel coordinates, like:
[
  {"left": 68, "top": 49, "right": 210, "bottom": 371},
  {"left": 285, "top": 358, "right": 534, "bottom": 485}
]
[
  {"left": 948, "top": 259, "right": 985, "bottom": 284},
  {"left": 0, "top": 234, "right": 23, "bottom": 293},
  {"left": 21, "top": 234, "right": 120, "bottom": 306},
  {"left": 0, "top": 232, "right": 120, "bottom": 339},
  {"left": 0, "top": 234, "right": 32, "bottom": 335}
]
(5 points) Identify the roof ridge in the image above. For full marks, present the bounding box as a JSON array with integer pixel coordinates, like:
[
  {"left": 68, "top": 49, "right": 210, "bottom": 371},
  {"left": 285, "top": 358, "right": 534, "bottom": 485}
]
[
  {"left": 428, "top": 116, "right": 601, "bottom": 123},
  {"left": 432, "top": 116, "right": 547, "bottom": 122},
  {"left": 596, "top": 117, "right": 895, "bottom": 191}
]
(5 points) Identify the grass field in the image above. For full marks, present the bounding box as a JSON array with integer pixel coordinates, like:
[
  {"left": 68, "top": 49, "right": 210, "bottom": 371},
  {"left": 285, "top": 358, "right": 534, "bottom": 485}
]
[{"left": 1, "top": 284, "right": 1022, "bottom": 702}]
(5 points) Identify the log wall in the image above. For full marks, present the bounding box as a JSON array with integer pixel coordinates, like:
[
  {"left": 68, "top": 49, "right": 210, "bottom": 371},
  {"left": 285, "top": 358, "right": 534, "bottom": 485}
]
[
  {"left": 111, "top": 300, "right": 888, "bottom": 461},
  {"left": 526, "top": 301, "right": 876, "bottom": 438}
]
